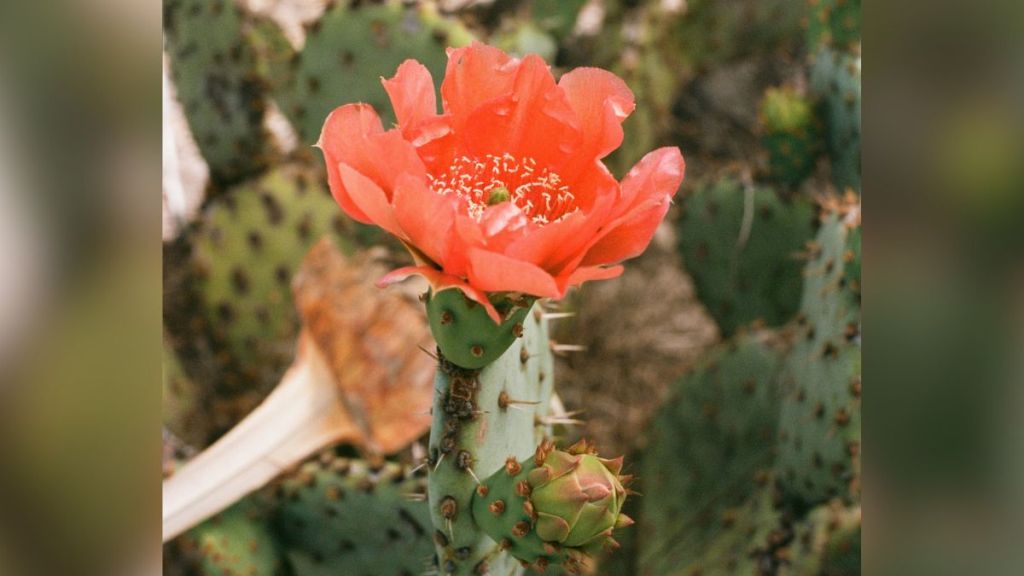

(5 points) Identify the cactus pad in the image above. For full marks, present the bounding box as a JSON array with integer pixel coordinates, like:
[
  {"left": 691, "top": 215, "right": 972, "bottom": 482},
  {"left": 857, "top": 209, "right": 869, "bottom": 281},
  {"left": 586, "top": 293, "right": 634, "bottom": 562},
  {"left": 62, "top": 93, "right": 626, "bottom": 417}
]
[
  {"left": 277, "top": 1, "right": 472, "bottom": 144},
  {"left": 639, "top": 334, "right": 785, "bottom": 574},
  {"left": 776, "top": 211, "right": 862, "bottom": 506},
  {"left": 781, "top": 502, "right": 861, "bottom": 575},
  {"left": 760, "top": 86, "right": 822, "bottom": 187},
  {"left": 426, "top": 289, "right": 533, "bottom": 370},
  {"left": 183, "top": 500, "right": 281, "bottom": 576},
  {"left": 811, "top": 48, "right": 861, "bottom": 194},
  {"left": 164, "top": 0, "right": 273, "bottom": 186},
  {"left": 806, "top": 0, "right": 861, "bottom": 53},
  {"left": 188, "top": 163, "right": 346, "bottom": 393},
  {"left": 678, "top": 178, "right": 816, "bottom": 335},
  {"left": 273, "top": 456, "right": 434, "bottom": 576}
]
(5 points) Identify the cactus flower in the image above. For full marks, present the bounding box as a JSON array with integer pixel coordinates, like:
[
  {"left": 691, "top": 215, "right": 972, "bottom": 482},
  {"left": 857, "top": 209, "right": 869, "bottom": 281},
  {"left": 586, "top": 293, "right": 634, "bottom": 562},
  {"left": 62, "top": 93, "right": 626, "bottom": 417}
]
[{"left": 318, "top": 42, "right": 685, "bottom": 323}]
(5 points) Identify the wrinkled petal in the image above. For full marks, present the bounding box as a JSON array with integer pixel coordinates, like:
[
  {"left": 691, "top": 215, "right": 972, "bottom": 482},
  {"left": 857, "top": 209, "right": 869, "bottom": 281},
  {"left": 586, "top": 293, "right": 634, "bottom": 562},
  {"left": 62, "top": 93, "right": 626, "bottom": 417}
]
[
  {"left": 441, "top": 43, "right": 518, "bottom": 130},
  {"left": 337, "top": 163, "right": 403, "bottom": 237},
  {"left": 382, "top": 60, "right": 438, "bottom": 131},
  {"left": 317, "top": 104, "right": 428, "bottom": 218},
  {"left": 557, "top": 67, "right": 635, "bottom": 182},
  {"left": 578, "top": 147, "right": 685, "bottom": 266},
  {"left": 317, "top": 104, "right": 383, "bottom": 222},
  {"left": 563, "top": 265, "right": 624, "bottom": 290},
  {"left": 391, "top": 174, "right": 457, "bottom": 265},
  {"left": 377, "top": 265, "right": 501, "bottom": 323},
  {"left": 467, "top": 248, "right": 560, "bottom": 298},
  {"left": 460, "top": 55, "right": 581, "bottom": 166},
  {"left": 579, "top": 197, "right": 671, "bottom": 267}
]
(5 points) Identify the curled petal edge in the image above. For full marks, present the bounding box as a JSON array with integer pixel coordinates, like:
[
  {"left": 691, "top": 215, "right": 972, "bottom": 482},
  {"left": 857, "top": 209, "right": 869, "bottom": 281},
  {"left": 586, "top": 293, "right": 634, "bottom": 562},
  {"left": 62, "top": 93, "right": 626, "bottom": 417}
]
[{"left": 376, "top": 265, "right": 502, "bottom": 324}]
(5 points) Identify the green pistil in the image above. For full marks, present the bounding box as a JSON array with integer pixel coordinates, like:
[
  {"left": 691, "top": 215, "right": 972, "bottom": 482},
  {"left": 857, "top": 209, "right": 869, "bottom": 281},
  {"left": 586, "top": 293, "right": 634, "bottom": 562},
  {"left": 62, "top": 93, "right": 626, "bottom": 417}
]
[{"left": 487, "top": 186, "right": 510, "bottom": 205}]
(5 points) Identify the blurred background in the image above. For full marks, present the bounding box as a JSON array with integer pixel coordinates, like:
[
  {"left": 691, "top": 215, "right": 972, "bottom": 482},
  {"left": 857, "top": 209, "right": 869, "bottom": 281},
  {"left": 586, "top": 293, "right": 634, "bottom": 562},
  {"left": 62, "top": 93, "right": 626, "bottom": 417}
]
[{"left": 0, "top": 0, "right": 1019, "bottom": 574}]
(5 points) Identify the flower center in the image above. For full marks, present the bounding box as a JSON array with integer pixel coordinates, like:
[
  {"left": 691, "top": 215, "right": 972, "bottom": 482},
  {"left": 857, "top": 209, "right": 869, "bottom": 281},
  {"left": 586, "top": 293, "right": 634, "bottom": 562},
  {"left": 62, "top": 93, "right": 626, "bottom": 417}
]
[{"left": 428, "top": 154, "right": 578, "bottom": 225}]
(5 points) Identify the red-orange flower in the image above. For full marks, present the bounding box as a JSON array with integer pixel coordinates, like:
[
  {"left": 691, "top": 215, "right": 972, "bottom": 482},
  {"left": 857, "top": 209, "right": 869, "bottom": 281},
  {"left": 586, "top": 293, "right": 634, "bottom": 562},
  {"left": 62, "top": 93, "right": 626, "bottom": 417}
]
[{"left": 318, "top": 43, "right": 685, "bottom": 322}]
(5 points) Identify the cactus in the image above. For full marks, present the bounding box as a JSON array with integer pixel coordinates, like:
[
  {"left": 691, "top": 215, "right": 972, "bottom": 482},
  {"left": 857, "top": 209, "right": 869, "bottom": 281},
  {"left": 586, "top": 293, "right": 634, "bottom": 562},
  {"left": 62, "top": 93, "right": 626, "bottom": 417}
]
[
  {"left": 273, "top": 456, "right": 435, "bottom": 576},
  {"left": 185, "top": 163, "right": 348, "bottom": 397},
  {"left": 677, "top": 178, "right": 816, "bottom": 335},
  {"left": 776, "top": 210, "right": 862, "bottom": 507},
  {"left": 759, "top": 86, "right": 823, "bottom": 188},
  {"left": 163, "top": 338, "right": 207, "bottom": 447},
  {"left": 426, "top": 290, "right": 534, "bottom": 370},
  {"left": 670, "top": 0, "right": 804, "bottom": 71},
  {"left": 471, "top": 439, "right": 633, "bottom": 574},
  {"left": 530, "top": 0, "right": 587, "bottom": 42},
  {"left": 427, "top": 306, "right": 556, "bottom": 575},
  {"left": 275, "top": 1, "right": 473, "bottom": 144},
  {"left": 164, "top": 0, "right": 274, "bottom": 186},
  {"left": 781, "top": 502, "right": 861, "bottom": 575},
  {"left": 806, "top": 0, "right": 861, "bottom": 54},
  {"left": 811, "top": 47, "right": 861, "bottom": 194},
  {"left": 638, "top": 334, "right": 786, "bottom": 575},
  {"left": 182, "top": 499, "right": 282, "bottom": 576}
]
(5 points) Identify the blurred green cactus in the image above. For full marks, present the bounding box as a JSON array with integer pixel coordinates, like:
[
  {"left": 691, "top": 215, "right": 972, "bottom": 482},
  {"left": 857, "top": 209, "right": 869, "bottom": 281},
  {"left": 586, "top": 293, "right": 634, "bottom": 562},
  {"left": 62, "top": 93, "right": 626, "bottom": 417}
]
[
  {"left": 806, "top": 0, "right": 861, "bottom": 53},
  {"left": 677, "top": 178, "right": 816, "bottom": 335},
  {"left": 760, "top": 86, "right": 823, "bottom": 188},
  {"left": 811, "top": 47, "right": 862, "bottom": 194},
  {"left": 182, "top": 500, "right": 281, "bottom": 576},
  {"left": 164, "top": 0, "right": 274, "bottom": 186}
]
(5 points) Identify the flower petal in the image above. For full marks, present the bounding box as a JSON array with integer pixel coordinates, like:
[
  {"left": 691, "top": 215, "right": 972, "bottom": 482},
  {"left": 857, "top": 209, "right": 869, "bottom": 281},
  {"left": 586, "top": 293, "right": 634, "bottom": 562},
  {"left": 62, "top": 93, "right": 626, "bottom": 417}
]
[
  {"left": 467, "top": 248, "right": 560, "bottom": 298},
  {"left": 382, "top": 60, "right": 438, "bottom": 131},
  {"left": 578, "top": 147, "right": 685, "bottom": 266},
  {"left": 377, "top": 265, "right": 501, "bottom": 323},
  {"left": 317, "top": 104, "right": 428, "bottom": 222},
  {"left": 337, "top": 163, "right": 403, "bottom": 237},
  {"left": 441, "top": 43, "right": 519, "bottom": 130},
  {"left": 460, "top": 54, "right": 581, "bottom": 166},
  {"left": 558, "top": 67, "right": 635, "bottom": 162},
  {"left": 317, "top": 104, "right": 384, "bottom": 222},
  {"left": 391, "top": 174, "right": 457, "bottom": 265},
  {"left": 565, "top": 265, "right": 624, "bottom": 287}
]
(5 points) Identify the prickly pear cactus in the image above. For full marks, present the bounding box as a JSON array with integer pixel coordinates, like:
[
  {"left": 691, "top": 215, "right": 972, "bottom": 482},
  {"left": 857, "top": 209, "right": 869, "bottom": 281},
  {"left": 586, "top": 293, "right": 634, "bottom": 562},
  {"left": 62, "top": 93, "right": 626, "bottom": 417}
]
[
  {"left": 164, "top": 0, "right": 273, "bottom": 186},
  {"left": 806, "top": 0, "right": 861, "bottom": 53},
  {"left": 427, "top": 290, "right": 534, "bottom": 370},
  {"left": 776, "top": 210, "right": 862, "bottom": 506},
  {"left": 781, "top": 502, "right": 861, "bottom": 575},
  {"left": 273, "top": 456, "right": 434, "bottom": 576},
  {"left": 638, "top": 334, "right": 786, "bottom": 575},
  {"left": 182, "top": 500, "right": 281, "bottom": 576},
  {"left": 276, "top": 1, "right": 473, "bottom": 143},
  {"left": 471, "top": 440, "right": 634, "bottom": 574},
  {"left": 811, "top": 48, "right": 861, "bottom": 194},
  {"left": 163, "top": 338, "right": 206, "bottom": 447},
  {"left": 187, "top": 163, "right": 346, "bottom": 394},
  {"left": 427, "top": 307, "right": 555, "bottom": 575},
  {"left": 759, "top": 86, "right": 822, "bottom": 188},
  {"left": 677, "top": 178, "right": 816, "bottom": 335}
]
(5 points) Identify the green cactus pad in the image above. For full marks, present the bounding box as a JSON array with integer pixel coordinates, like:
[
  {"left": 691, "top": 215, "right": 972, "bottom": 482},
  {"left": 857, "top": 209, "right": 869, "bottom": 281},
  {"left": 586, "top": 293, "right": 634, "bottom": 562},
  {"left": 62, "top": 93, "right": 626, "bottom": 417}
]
[
  {"left": 426, "top": 289, "right": 533, "bottom": 370},
  {"left": 776, "top": 212, "right": 862, "bottom": 506},
  {"left": 164, "top": 0, "right": 273, "bottom": 186},
  {"left": 184, "top": 500, "right": 281, "bottom": 576},
  {"left": 471, "top": 442, "right": 631, "bottom": 573},
  {"left": 677, "top": 178, "right": 816, "bottom": 335},
  {"left": 276, "top": 1, "right": 473, "bottom": 144},
  {"left": 811, "top": 48, "right": 861, "bottom": 194},
  {"left": 427, "top": 310, "right": 554, "bottom": 575},
  {"left": 639, "top": 334, "right": 785, "bottom": 575},
  {"left": 781, "top": 503, "right": 861, "bottom": 575},
  {"left": 760, "top": 86, "right": 823, "bottom": 187},
  {"left": 806, "top": 0, "right": 861, "bottom": 53},
  {"left": 188, "top": 163, "right": 347, "bottom": 393},
  {"left": 163, "top": 338, "right": 206, "bottom": 447},
  {"left": 273, "top": 457, "right": 434, "bottom": 576}
]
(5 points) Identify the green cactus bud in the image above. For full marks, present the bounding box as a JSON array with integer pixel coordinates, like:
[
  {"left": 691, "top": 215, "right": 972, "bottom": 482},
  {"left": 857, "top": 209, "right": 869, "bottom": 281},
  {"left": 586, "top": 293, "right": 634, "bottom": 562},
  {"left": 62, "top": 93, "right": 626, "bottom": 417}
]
[
  {"left": 426, "top": 288, "right": 533, "bottom": 370},
  {"left": 472, "top": 440, "right": 633, "bottom": 573}
]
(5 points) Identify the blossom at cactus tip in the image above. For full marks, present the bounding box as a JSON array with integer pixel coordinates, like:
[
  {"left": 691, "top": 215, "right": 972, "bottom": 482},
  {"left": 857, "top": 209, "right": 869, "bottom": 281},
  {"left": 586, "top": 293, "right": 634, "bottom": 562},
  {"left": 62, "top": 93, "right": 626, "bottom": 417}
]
[{"left": 318, "top": 42, "right": 686, "bottom": 323}]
